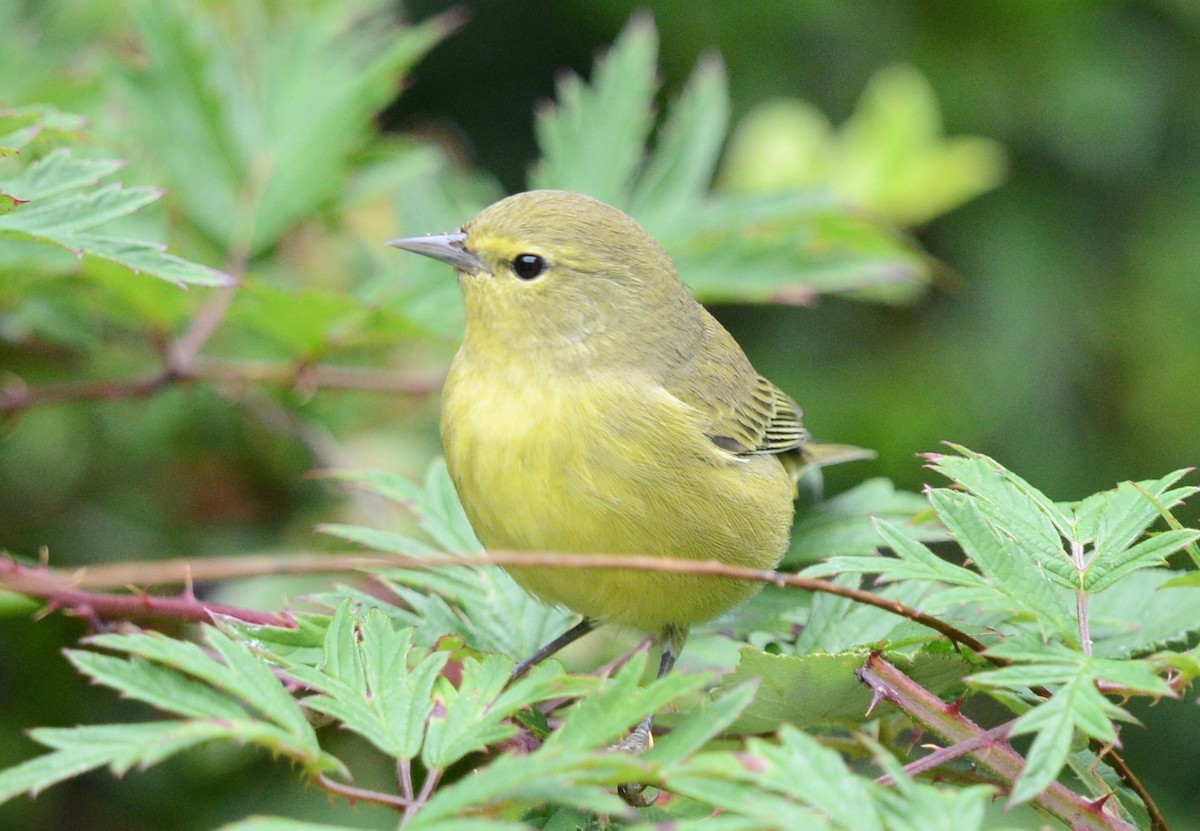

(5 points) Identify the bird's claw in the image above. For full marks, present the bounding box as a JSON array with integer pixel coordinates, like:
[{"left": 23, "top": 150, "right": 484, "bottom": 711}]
[{"left": 610, "top": 716, "right": 659, "bottom": 807}]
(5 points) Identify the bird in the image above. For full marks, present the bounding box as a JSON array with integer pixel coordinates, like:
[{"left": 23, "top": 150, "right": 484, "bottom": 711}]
[{"left": 388, "top": 190, "right": 866, "bottom": 797}]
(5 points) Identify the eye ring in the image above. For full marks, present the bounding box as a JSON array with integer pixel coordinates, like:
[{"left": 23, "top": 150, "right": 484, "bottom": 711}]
[{"left": 511, "top": 253, "right": 546, "bottom": 280}]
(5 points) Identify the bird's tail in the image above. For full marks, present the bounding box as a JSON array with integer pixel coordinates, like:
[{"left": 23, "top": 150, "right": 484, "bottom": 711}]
[{"left": 786, "top": 442, "right": 877, "bottom": 500}]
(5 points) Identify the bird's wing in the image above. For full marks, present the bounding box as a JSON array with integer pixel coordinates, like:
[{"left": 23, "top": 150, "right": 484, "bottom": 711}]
[
  {"left": 703, "top": 372, "right": 810, "bottom": 457},
  {"left": 658, "top": 308, "right": 809, "bottom": 458}
]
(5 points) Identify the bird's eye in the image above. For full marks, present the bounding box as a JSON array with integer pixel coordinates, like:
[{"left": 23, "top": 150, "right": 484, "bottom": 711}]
[{"left": 511, "top": 253, "right": 546, "bottom": 281}]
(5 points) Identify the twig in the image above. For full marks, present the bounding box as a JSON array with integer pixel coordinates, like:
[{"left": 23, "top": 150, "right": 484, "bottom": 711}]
[
  {"left": 858, "top": 654, "right": 1136, "bottom": 831},
  {"left": 0, "top": 559, "right": 295, "bottom": 627},
  {"left": 0, "top": 361, "right": 443, "bottom": 412},
  {"left": 877, "top": 719, "right": 1015, "bottom": 784},
  {"left": 167, "top": 286, "right": 237, "bottom": 372},
  {"left": 9, "top": 550, "right": 992, "bottom": 658}
]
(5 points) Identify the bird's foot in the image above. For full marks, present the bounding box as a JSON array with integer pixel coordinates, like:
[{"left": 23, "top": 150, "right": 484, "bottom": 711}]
[{"left": 610, "top": 715, "right": 658, "bottom": 807}]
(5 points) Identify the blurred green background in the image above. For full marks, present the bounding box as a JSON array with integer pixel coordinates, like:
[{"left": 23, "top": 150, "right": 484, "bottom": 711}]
[{"left": 2, "top": 0, "right": 1198, "bottom": 828}]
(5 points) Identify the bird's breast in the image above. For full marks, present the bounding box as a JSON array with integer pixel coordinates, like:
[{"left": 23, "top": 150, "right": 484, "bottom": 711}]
[{"left": 438, "top": 349, "right": 795, "bottom": 630}]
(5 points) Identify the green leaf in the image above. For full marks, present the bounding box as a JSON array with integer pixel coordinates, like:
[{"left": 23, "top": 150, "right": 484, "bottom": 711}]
[
  {"left": 411, "top": 751, "right": 636, "bottom": 830},
  {"left": 719, "top": 65, "right": 1004, "bottom": 228},
  {"left": 629, "top": 52, "right": 729, "bottom": 222},
  {"left": 0, "top": 182, "right": 233, "bottom": 286},
  {"left": 1008, "top": 673, "right": 1125, "bottom": 804},
  {"left": 925, "top": 447, "right": 1073, "bottom": 583},
  {"left": 0, "top": 148, "right": 125, "bottom": 201},
  {"left": 1089, "top": 569, "right": 1200, "bottom": 657},
  {"left": 65, "top": 650, "right": 249, "bottom": 721},
  {"left": 716, "top": 646, "right": 969, "bottom": 734},
  {"left": 284, "top": 607, "right": 449, "bottom": 760},
  {"left": 530, "top": 13, "right": 658, "bottom": 206},
  {"left": 1085, "top": 528, "right": 1200, "bottom": 592},
  {"left": 216, "top": 820, "right": 368, "bottom": 831},
  {"left": 668, "top": 726, "right": 882, "bottom": 831},
  {"left": 420, "top": 653, "right": 520, "bottom": 769},
  {"left": 317, "top": 523, "right": 437, "bottom": 556},
  {"left": 807, "top": 517, "right": 986, "bottom": 588},
  {"left": 126, "top": 0, "right": 451, "bottom": 256},
  {"left": 0, "top": 728, "right": 127, "bottom": 804},
  {"left": 785, "top": 478, "right": 943, "bottom": 566},
  {"left": 0, "top": 719, "right": 343, "bottom": 807},
  {"left": 421, "top": 459, "right": 484, "bottom": 553},
  {"left": 835, "top": 65, "right": 1006, "bottom": 226},
  {"left": 643, "top": 682, "right": 756, "bottom": 764},
  {"left": 1092, "top": 471, "right": 1195, "bottom": 558},
  {"left": 86, "top": 628, "right": 317, "bottom": 743},
  {"left": 544, "top": 650, "right": 708, "bottom": 752},
  {"left": 929, "top": 489, "right": 1074, "bottom": 636}
]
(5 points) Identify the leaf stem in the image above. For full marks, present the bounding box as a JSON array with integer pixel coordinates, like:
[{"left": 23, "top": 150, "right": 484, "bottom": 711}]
[{"left": 315, "top": 772, "right": 412, "bottom": 810}]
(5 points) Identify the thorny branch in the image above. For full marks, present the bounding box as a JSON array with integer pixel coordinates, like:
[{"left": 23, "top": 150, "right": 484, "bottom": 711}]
[
  {"left": 0, "top": 550, "right": 990, "bottom": 658},
  {"left": 858, "top": 654, "right": 1137, "bottom": 831}
]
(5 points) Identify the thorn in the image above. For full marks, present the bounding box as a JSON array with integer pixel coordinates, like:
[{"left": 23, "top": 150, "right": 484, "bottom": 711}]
[
  {"left": 182, "top": 566, "right": 196, "bottom": 602},
  {"left": 38, "top": 545, "right": 50, "bottom": 567},
  {"left": 75, "top": 603, "right": 107, "bottom": 632},
  {"left": 865, "top": 685, "right": 889, "bottom": 717},
  {"left": 907, "top": 725, "right": 923, "bottom": 752},
  {"left": 1085, "top": 792, "right": 1114, "bottom": 814},
  {"left": 944, "top": 695, "right": 965, "bottom": 716}
]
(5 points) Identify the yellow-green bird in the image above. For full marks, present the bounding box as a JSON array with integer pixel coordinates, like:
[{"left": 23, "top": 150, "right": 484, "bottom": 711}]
[{"left": 389, "top": 189, "right": 863, "bottom": 724}]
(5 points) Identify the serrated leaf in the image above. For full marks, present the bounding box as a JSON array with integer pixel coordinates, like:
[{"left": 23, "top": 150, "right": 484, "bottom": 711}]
[
  {"left": 65, "top": 650, "right": 249, "bottom": 721},
  {"left": 0, "top": 731, "right": 124, "bottom": 804},
  {"left": 545, "top": 651, "right": 708, "bottom": 753},
  {"left": 411, "top": 750, "right": 635, "bottom": 830},
  {"left": 320, "top": 599, "right": 365, "bottom": 688},
  {"left": 0, "top": 184, "right": 161, "bottom": 234},
  {"left": 668, "top": 726, "right": 882, "bottom": 831},
  {"left": 1089, "top": 570, "right": 1200, "bottom": 657},
  {"left": 785, "top": 478, "right": 943, "bottom": 565},
  {"left": 86, "top": 628, "right": 317, "bottom": 743},
  {"left": 926, "top": 448, "right": 1073, "bottom": 583},
  {"left": 643, "top": 681, "right": 756, "bottom": 764},
  {"left": 0, "top": 149, "right": 126, "bottom": 201},
  {"left": 317, "top": 522, "right": 437, "bottom": 555},
  {"left": 126, "top": 0, "right": 451, "bottom": 255},
  {"left": 1093, "top": 472, "right": 1195, "bottom": 558},
  {"left": 0, "top": 718, "right": 343, "bottom": 808},
  {"left": 529, "top": 14, "right": 658, "bottom": 205},
  {"left": 716, "top": 646, "right": 969, "bottom": 734},
  {"left": 290, "top": 610, "right": 449, "bottom": 760},
  {"left": 421, "top": 459, "right": 484, "bottom": 553},
  {"left": 1008, "top": 673, "right": 1125, "bottom": 804},
  {"left": 929, "top": 489, "right": 1074, "bottom": 636},
  {"left": 628, "top": 52, "right": 729, "bottom": 221},
  {"left": 1085, "top": 529, "right": 1200, "bottom": 592},
  {"left": 0, "top": 156, "right": 233, "bottom": 286},
  {"left": 325, "top": 468, "right": 424, "bottom": 504},
  {"left": 420, "top": 654, "right": 519, "bottom": 769},
  {"left": 808, "top": 517, "right": 985, "bottom": 588}
]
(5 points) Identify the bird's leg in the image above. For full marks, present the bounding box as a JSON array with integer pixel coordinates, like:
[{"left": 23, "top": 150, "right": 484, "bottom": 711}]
[
  {"left": 508, "top": 618, "right": 595, "bottom": 684},
  {"left": 615, "top": 625, "right": 687, "bottom": 807}
]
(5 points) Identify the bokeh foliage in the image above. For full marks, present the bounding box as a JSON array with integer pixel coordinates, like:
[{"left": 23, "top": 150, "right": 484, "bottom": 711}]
[{"left": 2, "top": 0, "right": 1199, "bottom": 829}]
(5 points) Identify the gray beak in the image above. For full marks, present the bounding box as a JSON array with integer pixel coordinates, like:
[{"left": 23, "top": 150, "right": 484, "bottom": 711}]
[{"left": 387, "top": 232, "right": 486, "bottom": 274}]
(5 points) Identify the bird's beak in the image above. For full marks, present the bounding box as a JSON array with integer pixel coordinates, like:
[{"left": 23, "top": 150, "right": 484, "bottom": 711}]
[{"left": 387, "top": 232, "right": 486, "bottom": 275}]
